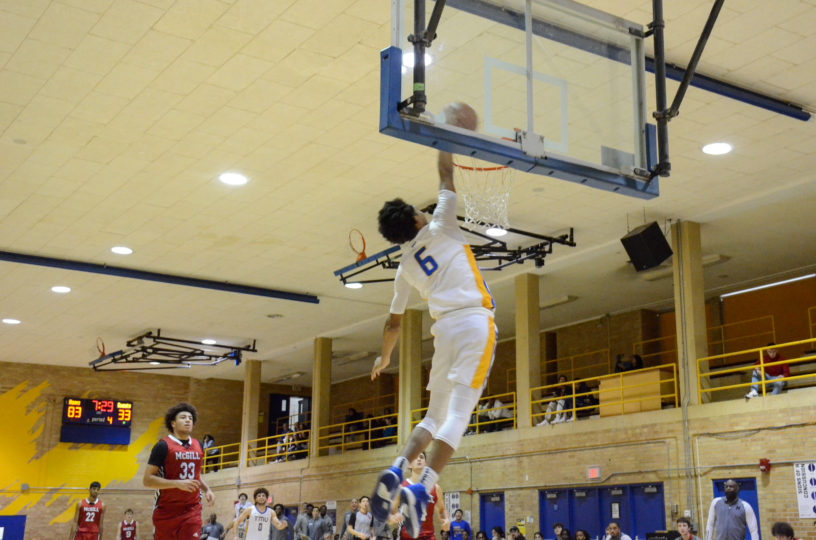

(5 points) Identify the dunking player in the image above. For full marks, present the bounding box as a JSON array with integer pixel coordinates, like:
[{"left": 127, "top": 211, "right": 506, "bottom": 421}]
[
  {"left": 117, "top": 508, "right": 138, "bottom": 540},
  {"left": 226, "top": 487, "right": 288, "bottom": 540},
  {"left": 68, "top": 481, "right": 105, "bottom": 540},
  {"left": 370, "top": 103, "right": 497, "bottom": 538},
  {"left": 142, "top": 402, "right": 215, "bottom": 540}
]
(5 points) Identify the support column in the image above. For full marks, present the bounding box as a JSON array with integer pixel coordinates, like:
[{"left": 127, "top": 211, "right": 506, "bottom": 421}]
[
  {"left": 515, "top": 273, "right": 541, "bottom": 428},
  {"left": 239, "top": 359, "right": 261, "bottom": 469},
  {"left": 671, "top": 221, "right": 708, "bottom": 405},
  {"left": 398, "top": 309, "right": 423, "bottom": 445},
  {"left": 310, "top": 337, "right": 332, "bottom": 458}
]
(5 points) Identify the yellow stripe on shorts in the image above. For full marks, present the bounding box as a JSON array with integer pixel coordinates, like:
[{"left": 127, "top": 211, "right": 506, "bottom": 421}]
[
  {"left": 470, "top": 316, "right": 496, "bottom": 389},
  {"left": 463, "top": 245, "right": 494, "bottom": 310}
]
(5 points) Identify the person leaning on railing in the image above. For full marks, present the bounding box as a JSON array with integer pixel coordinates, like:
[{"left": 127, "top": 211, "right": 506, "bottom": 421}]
[{"left": 745, "top": 344, "right": 789, "bottom": 399}]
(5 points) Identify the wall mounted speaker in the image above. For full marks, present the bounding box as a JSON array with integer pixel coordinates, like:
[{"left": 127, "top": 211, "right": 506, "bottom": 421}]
[{"left": 620, "top": 221, "right": 673, "bottom": 271}]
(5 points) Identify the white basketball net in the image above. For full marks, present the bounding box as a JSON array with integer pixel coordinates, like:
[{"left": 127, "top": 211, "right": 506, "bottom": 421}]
[{"left": 453, "top": 158, "right": 514, "bottom": 231}]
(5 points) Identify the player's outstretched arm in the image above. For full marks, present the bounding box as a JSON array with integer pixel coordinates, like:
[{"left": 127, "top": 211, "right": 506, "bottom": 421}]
[
  {"left": 436, "top": 486, "right": 450, "bottom": 531},
  {"left": 198, "top": 476, "right": 215, "bottom": 506},
  {"left": 438, "top": 151, "right": 455, "bottom": 193},
  {"left": 271, "top": 513, "right": 289, "bottom": 530},
  {"left": 372, "top": 313, "right": 403, "bottom": 380}
]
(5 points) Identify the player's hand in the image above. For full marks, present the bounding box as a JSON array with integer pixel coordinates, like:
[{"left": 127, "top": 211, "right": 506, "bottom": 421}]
[
  {"left": 175, "top": 479, "right": 200, "bottom": 492},
  {"left": 371, "top": 356, "right": 388, "bottom": 380},
  {"left": 205, "top": 488, "right": 215, "bottom": 505},
  {"left": 442, "top": 518, "right": 451, "bottom": 531}
]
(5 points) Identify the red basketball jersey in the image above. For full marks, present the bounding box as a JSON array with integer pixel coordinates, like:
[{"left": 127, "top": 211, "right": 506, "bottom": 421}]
[
  {"left": 154, "top": 435, "right": 203, "bottom": 510},
  {"left": 120, "top": 520, "right": 137, "bottom": 539},
  {"left": 401, "top": 481, "right": 438, "bottom": 540},
  {"left": 77, "top": 498, "right": 103, "bottom": 533}
]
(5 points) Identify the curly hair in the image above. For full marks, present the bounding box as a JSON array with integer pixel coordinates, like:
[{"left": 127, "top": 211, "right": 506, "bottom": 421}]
[
  {"left": 378, "top": 198, "right": 419, "bottom": 244},
  {"left": 164, "top": 402, "right": 198, "bottom": 432},
  {"left": 254, "top": 487, "right": 270, "bottom": 500}
]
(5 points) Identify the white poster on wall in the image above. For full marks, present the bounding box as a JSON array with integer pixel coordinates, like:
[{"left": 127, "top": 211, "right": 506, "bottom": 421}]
[
  {"left": 445, "top": 491, "right": 461, "bottom": 516},
  {"left": 793, "top": 462, "right": 816, "bottom": 518}
]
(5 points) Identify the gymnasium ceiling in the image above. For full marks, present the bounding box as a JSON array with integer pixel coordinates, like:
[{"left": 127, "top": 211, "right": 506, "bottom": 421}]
[{"left": 1, "top": 0, "right": 815, "bottom": 386}]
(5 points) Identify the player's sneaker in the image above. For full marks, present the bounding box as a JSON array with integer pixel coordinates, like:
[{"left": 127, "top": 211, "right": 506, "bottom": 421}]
[
  {"left": 399, "top": 483, "right": 431, "bottom": 539},
  {"left": 371, "top": 466, "right": 403, "bottom": 521}
]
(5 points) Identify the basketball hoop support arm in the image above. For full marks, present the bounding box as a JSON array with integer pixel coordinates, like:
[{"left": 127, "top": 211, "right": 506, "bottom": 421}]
[
  {"left": 648, "top": 0, "right": 725, "bottom": 181},
  {"left": 400, "top": 0, "right": 448, "bottom": 116}
]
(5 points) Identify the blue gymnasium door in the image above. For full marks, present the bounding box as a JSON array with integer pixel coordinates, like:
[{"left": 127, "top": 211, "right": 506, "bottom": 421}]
[
  {"left": 600, "top": 486, "right": 632, "bottom": 537},
  {"left": 480, "top": 492, "right": 506, "bottom": 536},
  {"left": 571, "top": 487, "right": 601, "bottom": 539},
  {"left": 712, "top": 478, "right": 761, "bottom": 540},
  {"left": 0, "top": 515, "right": 26, "bottom": 540},
  {"left": 539, "top": 490, "right": 570, "bottom": 540},
  {"left": 630, "top": 484, "right": 666, "bottom": 539}
]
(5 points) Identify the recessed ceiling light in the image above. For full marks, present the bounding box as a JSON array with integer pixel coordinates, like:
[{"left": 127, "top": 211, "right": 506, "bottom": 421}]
[
  {"left": 402, "top": 51, "right": 433, "bottom": 68},
  {"left": 219, "top": 172, "right": 249, "bottom": 186},
  {"left": 111, "top": 246, "right": 133, "bottom": 255},
  {"left": 486, "top": 227, "right": 508, "bottom": 237},
  {"left": 345, "top": 282, "right": 363, "bottom": 289},
  {"left": 2, "top": 318, "right": 21, "bottom": 325},
  {"left": 149, "top": 361, "right": 161, "bottom": 365},
  {"left": 51, "top": 286, "right": 71, "bottom": 294},
  {"left": 702, "top": 142, "right": 732, "bottom": 155},
  {"left": 201, "top": 339, "right": 216, "bottom": 345}
]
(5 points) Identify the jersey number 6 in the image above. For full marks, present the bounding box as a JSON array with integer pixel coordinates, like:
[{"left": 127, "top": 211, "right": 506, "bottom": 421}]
[{"left": 414, "top": 247, "right": 438, "bottom": 276}]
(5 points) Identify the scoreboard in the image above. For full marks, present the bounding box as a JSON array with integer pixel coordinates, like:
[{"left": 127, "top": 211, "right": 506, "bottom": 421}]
[{"left": 61, "top": 397, "right": 133, "bottom": 445}]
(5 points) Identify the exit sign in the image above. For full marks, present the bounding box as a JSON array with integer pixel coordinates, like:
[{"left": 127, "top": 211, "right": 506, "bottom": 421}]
[{"left": 587, "top": 466, "right": 601, "bottom": 480}]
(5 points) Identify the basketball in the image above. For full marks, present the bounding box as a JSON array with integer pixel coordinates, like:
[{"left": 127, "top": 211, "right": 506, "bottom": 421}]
[{"left": 442, "top": 102, "right": 478, "bottom": 131}]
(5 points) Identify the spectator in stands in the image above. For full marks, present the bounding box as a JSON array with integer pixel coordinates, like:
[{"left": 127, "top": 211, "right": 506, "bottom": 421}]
[
  {"left": 346, "top": 408, "right": 364, "bottom": 436},
  {"left": 632, "top": 354, "right": 643, "bottom": 370},
  {"left": 602, "top": 521, "right": 631, "bottom": 540},
  {"left": 560, "top": 529, "right": 571, "bottom": 540},
  {"left": 746, "top": 344, "right": 789, "bottom": 399},
  {"left": 292, "top": 422, "right": 309, "bottom": 460},
  {"left": 477, "top": 531, "right": 489, "bottom": 540},
  {"left": 533, "top": 532, "right": 543, "bottom": 540},
  {"left": 295, "top": 503, "right": 314, "bottom": 540},
  {"left": 347, "top": 495, "right": 373, "bottom": 540},
  {"left": 677, "top": 517, "right": 700, "bottom": 540},
  {"left": 508, "top": 527, "right": 520, "bottom": 540},
  {"left": 491, "top": 527, "right": 505, "bottom": 540},
  {"left": 450, "top": 509, "right": 471, "bottom": 540},
  {"left": 381, "top": 413, "right": 397, "bottom": 445},
  {"left": 202, "top": 434, "right": 220, "bottom": 471},
  {"left": 343, "top": 499, "right": 360, "bottom": 540},
  {"left": 574, "top": 530, "right": 590, "bottom": 540},
  {"left": 315, "top": 505, "right": 334, "bottom": 540},
  {"left": 770, "top": 522, "right": 795, "bottom": 540},
  {"left": 487, "top": 397, "right": 514, "bottom": 431},
  {"left": 552, "top": 524, "right": 563, "bottom": 540},
  {"left": 574, "top": 381, "right": 598, "bottom": 417},
  {"left": 537, "top": 376, "right": 573, "bottom": 425},
  {"left": 705, "top": 479, "right": 758, "bottom": 540},
  {"left": 271, "top": 504, "right": 289, "bottom": 540},
  {"left": 201, "top": 513, "right": 225, "bottom": 540},
  {"left": 441, "top": 531, "right": 450, "bottom": 540},
  {"left": 614, "top": 354, "right": 634, "bottom": 372}
]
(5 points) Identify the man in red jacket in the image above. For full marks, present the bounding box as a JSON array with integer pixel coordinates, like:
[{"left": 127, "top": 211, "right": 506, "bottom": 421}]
[{"left": 746, "top": 344, "right": 789, "bottom": 398}]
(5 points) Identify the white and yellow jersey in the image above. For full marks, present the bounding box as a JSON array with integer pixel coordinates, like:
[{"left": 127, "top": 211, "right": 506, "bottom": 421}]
[
  {"left": 390, "top": 190, "right": 494, "bottom": 320},
  {"left": 244, "top": 505, "right": 273, "bottom": 540}
]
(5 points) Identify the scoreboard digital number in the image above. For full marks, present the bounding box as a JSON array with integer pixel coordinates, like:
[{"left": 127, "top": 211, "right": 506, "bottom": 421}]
[
  {"left": 60, "top": 397, "right": 133, "bottom": 445},
  {"left": 62, "top": 397, "right": 133, "bottom": 426}
]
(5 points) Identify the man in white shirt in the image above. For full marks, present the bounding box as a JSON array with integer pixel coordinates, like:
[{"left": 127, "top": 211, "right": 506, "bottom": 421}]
[{"left": 369, "top": 103, "right": 497, "bottom": 540}]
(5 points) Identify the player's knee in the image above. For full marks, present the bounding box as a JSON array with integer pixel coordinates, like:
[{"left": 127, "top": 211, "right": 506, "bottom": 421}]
[{"left": 416, "top": 416, "right": 439, "bottom": 436}]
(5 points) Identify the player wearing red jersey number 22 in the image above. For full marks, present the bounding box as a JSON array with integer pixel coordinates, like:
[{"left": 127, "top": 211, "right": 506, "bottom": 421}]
[
  {"left": 143, "top": 403, "right": 215, "bottom": 540},
  {"left": 69, "top": 481, "right": 105, "bottom": 540}
]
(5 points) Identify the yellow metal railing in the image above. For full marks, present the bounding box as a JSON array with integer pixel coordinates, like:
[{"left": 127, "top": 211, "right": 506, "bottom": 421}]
[
  {"left": 246, "top": 427, "right": 311, "bottom": 466},
  {"left": 697, "top": 337, "right": 816, "bottom": 400},
  {"left": 634, "top": 315, "right": 776, "bottom": 366},
  {"left": 202, "top": 441, "right": 241, "bottom": 473},
  {"left": 274, "top": 410, "right": 312, "bottom": 436},
  {"left": 530, "top": 364, "right": 678, "bottom": 423},
  {"left": 317, "top": 412, "right": 398, "bottom": 454},
  {"left": 507, "top": 349, "right": 611, "bottom": 391},
  {"left": 410, "top": 392, "right": 516, "bottom": 434},
  {"left": 809, "top": 306, "right": 816, "bottom": 338}
]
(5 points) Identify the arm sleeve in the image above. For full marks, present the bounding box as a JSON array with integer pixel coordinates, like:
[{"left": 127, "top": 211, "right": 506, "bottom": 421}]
[
  {"left": 705, "top": 499, "right": 718, "bottom": 540},
  {"left": 432, "top": 190, "right": 460, "bottom": 232},
  {"left": 389, "top": 269, "right": 411, "bottom": 314},
  {"left": 743, "top": 502, "right": 759, "bottom": 540},
  {"left": 147, "top": 440, "right": 168, "bottom": 468}
]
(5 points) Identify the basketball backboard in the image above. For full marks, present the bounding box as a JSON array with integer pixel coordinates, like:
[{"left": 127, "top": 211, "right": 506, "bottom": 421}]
[{"left": 380, "top": 0, "right": 659, "bottom": 199}]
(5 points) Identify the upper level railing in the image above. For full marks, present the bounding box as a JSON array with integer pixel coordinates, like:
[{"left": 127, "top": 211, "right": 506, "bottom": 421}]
[
  {"left": 245, "top": 425, "right": 312, "bottom": 466},
  {"left": 201, "top": 441, "right": 241, "bottom": 473},
  {"left": 317, "top": 411, "right": 398, "bottom": 455},
  {"left": 274, "top": 410, "right": 312, "bottom": 436},
  {"left": 697, "top": 337, "right": 816, "bottom": 401},
  {"left": 507, "top": 349, "right": 611, "bottom": 392},
  {"left": 410, "top": 391, "right": 517, "bottom": 434},
  {"left": 530, "top": 364, "right": 678, "bottom": 424}
]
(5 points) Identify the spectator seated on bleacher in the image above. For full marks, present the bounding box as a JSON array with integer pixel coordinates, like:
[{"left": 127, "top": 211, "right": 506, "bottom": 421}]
[
  {"left": 487, "top": 397, "right": 514, "bottom": 431},
  {"left": 614, "top": 353, "right": 643, "bottom": 373},
  {"left": 537, "top": 375, "right": 573, "bottom": 425},
  {"left": 745, "top": 343, "right": 789, "bottom": 399},
  {"left": 202, "top": 434, "right": 220, "bottom": 471},
  {"left": 573, "top": 381, "right": 599, "bottom": 417}
]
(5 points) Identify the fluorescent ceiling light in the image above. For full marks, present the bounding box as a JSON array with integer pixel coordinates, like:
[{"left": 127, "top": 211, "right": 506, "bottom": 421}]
[
  {"left": 486, "top": 227, "right": 508, "bottom": 237},
  {"left": 402, "top": 51, "right": 433, "bottom": 68},
  {"left": 345, "top": 282, "right": 363, "bottom": 289},
  {"left": 219, "top": 172, "right": 248, "bottom": 186},
  {"left": 640, "top": 254, "right": 729, "bottom": 281},
  {"left": 702, "top": 142, "right": 732, "bottom": 155},
  {"left": 720, "top": 274, "right": 816, "bottom": 299},
  {"left": 540, "top": 295, "right": 578, "bottom": 310},
  {"left": 111, "top": 246, "right": 133, "bottom": 255},
  {"left": 201, "top": 339, "right": 216, "bottom": 345},
  {"left": 2, "top": 318, "right": 21, "bottom": 325},
  {"left": 51, "top": 286, "right": 71, "bottom": 293},
  {"left": 149, "top": 361, "right": 161, "bottom": 365},
  {"left": 273, "top": 371, "right": 305, "bottom": 383}
]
